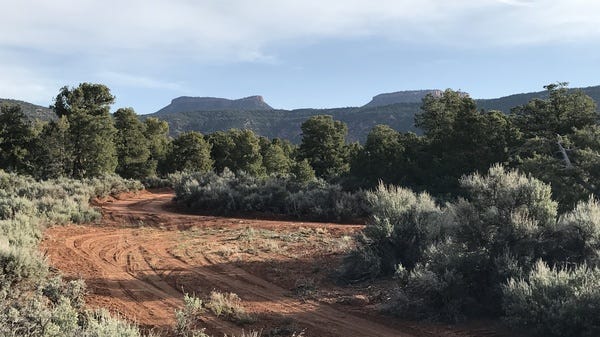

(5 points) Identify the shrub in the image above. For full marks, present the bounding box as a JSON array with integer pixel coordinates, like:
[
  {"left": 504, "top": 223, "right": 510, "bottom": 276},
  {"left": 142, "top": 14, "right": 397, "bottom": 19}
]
[
  {"left": 0, "top": 170, "right": 149, "bottom": 337},
  {"left": 503, "top": 261, "right": 600, "bottom": 337},
  {"left": 362, "top": 183, "right": 443, "bottom": 274},
  {"left": 207, "top": 291, "right": 255, "bottom": 324},
  {"left": 174, "top": 293, "right": 208, "bottom": 337},
  {"left": 0, "top": 240, "right": 47, "bottom": 291},
  {"left": 338, "top": 241, "right": 382, "bottom": 282},
  {"left": 173, "top": 171, "right": 367, "bottom": 221},
  {"left": 351, "top": 165, "right": 582, "bottom": 321},
  {"left": 81, "top": 310, "right": 157, "bottom": 337},
  {"left": 552, "top": 197, "right": 600, "bottom": 266}
]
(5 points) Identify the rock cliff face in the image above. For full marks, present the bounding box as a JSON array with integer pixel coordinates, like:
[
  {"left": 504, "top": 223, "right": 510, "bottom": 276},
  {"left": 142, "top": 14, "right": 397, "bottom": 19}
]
[
  {"left": 156, "top": 95, "right": 273, "bottom": 113},
  {"left": 363, "top": 90, "right": 443, "bottom": 108}
]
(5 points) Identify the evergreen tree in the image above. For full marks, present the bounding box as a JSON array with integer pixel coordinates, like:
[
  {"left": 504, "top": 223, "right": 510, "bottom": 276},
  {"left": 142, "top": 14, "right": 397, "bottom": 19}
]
[
  {"left": 298, "top": 115, "right": 349, "bottom": 179},
  {"left": 143, "top": 117, "right": 170, "bottom": 175},
  {"left": 350, "top": 125, "right": 403, "bottom": 187},
  {"left": 30, "top": 116, "right": 73, "bottom": 179},
  {"left": 207, "top": 131, "right": 236, "bottom": 173},
  {"left": 52, "top": 83, "right": 118, "bottom": 178},
  {"left": 262, "top": 142, "right": 291, "bottom": 175},
  {"left": 208, "top": 129, "right": 265, "bottom": 176},
  {"left": 227, "top": 129, "right": 265, "bottom": 176},
  {"left": 512, "top": 83, "right": 600, "bottom": 209},
  {"left": 0, "top": 104, "right": 34, "bottom": 173},
  {"left": 166, "top": 131, "right": 213, "bottom": 173},
  {"left": 114, "top": 108, "right": 153, "bottom": 179},
  {"left": 415, "top": 90, "right": 519, "bottom": 194},
  {"left": 290, "top": 158, "right": 316, "bottom": 184}
]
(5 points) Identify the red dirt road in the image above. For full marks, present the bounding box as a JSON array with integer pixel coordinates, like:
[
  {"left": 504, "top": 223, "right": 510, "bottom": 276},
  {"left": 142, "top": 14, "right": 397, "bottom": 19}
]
[{"left": 41, "top": 191, "right": 505, "bottom": 337}]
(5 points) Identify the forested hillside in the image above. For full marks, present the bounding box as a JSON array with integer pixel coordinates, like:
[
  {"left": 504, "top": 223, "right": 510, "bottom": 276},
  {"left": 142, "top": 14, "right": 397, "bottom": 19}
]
[
  {"left": 0, "top": 98, "right": 54, "bottom": 121},
  {"left": 4, "top": 85, "right": 600, "bottom": 143},
  {"left": 146, "top": 85, "right": 600, "bottom": 142},
  {"left": 149, "top": 103, "right": 419, "bottom": 142}
]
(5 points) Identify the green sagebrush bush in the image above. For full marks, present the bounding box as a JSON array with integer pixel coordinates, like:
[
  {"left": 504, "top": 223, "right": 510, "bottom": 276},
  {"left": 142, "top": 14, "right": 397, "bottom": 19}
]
[
  {"left": 551, "top": 197, "right": 600, "bottom": 266},
  {"left": 0, "top": 239, "right": 47, "bottom": 291},
  {"left": 389, "top": 165, "right": 559, "bottom": 320},
  {"left": 503, "top": 261, "right": 600, "bottom": 337},
  {"left": 339, "top": 183, "right": 442, "bottom": 281},
  {"left": 0, "top": 170, "right": 149, "bottom": 337},
  {"left": 173, "top": 170, "right": 367, "bottom": 221}
]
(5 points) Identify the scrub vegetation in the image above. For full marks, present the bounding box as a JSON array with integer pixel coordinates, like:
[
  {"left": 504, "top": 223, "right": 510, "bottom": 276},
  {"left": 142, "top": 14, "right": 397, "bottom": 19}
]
[{"left": 1, "top": 81, "right": 600, "bottom": 336}]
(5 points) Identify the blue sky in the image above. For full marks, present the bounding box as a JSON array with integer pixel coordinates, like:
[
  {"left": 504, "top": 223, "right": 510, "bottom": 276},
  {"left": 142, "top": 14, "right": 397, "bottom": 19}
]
[{"left": 1, "top": 0, "right": 600, "bottom": 113}]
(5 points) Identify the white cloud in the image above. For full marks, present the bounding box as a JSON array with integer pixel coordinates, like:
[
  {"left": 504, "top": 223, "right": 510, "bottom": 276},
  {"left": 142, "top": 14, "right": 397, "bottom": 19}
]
[
  {"left": 96, "top": 71, "right": 186, "bottom": 91},
  {"left": 1, "top": 0, "right": 599, "bottom": 106},
  {"left": 2, "top": 0, "right": 599, "bottom": 61},
  {"left": 0, "top": 63, "right": 58, "bottom": 105}
]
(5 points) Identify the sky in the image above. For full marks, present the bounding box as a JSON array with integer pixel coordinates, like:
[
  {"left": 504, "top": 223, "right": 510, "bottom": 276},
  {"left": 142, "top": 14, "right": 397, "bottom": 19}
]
[{"left": 1, "top": 0, "right": 600, "bottom": 113}]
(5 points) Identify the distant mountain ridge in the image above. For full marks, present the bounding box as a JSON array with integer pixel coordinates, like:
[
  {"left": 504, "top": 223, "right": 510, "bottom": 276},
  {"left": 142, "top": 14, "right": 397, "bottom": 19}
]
[
  {"left": 0, "top": 98, "right": 54, "bottom": 121},
  {"left": 156, "top": 95, "right": 273, "bottom": 114},
  {"left": 4, "top": 85, "right": 600, "bottom": 143},
  {"left": 147, "top": 85, "right": 600, "bottom": 143},
  {"left": 363, "top": 90, "right": 443, "bottom": 108}
]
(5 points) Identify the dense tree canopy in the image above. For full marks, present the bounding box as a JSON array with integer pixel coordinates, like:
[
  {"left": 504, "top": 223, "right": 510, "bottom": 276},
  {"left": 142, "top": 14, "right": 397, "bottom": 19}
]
[
  {"left": 0, "top": 104, "right": 34, "bottom": 173},
  {"left": 31, "top": 116, "right": 73, "bottom": 179},
  {"left": 52, "top": 83, "right": 118, "bottom": 178},
  {"left": 114, "top": 108, "right": 153, "bottom": 179},
  {"left": 207, "top": 129, "right": 265, "bottom": 176},
  {"left": 143, "top": 117, "right": 170, "bottom": 175},
  {"left": 414, "top": 89, "right": 520, "bottom": 194},
  {"left": 512, "top": 84, "right": 600, "bottom": 209},
  {"left": 298, "top": 115, "right": 350, "bottom": 179},
  {"left": 166, "top": 131, "right": 213, "bottom": 173}
]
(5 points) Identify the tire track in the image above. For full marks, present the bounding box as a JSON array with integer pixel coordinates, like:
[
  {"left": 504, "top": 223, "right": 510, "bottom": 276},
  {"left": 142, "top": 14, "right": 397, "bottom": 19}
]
[{"left": 41, "top": 191, "right": 506, "bottom": 337}]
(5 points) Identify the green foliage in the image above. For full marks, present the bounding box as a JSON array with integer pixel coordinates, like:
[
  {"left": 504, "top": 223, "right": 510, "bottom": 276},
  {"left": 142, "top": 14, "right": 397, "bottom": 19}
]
[
  {"left": 0, "top": 104, "right": 34, "bottom": 173},
  {"left": 53, "top": 83, "right": 115, "bottom": 118},
  {"left": 167, "top": 131, "right": 213, "bottom": 173},
  {"left": 290, "top": 159, "right": 316, "bottom": 185},
  {"left": 114, "top": 108, "right": 153, "bottom": 179},
  {"left": 361, "top": 183, "right": 442, "bottom": 274},
  {"left": 298, "top": 115, "right": 349, "bottom": 179},
  {"left": 31, "top": 117, "right": 74, "bottom": 179},
  {"left": 348, "top": 165, "right": 600, "bottom": 324},
  {"left": 512, "top": 83, "right": 600, "bottom": 210},
  {"left": 551, "top": 198, "right": 600, "bottom": 265},
  {"left": 174, "top": 293, "right": 207, "bottom": 337},
  {"left": 503, "top": 261, "right": 600, "bottom": 337},
  {"left": 513, "top": 83, "right": 598, "bottom": 138},
  {"left": 80, "top": 310, "right": 156, "bottom": 337},
  {"left": 414, "top": 90, "right": 520, "bottom": 193},
  {"left": 207, "top": 130, "right": 235, "bottom": 173},
  {"left": 53, "top": 83, "right": 118, "bottom": 178},
  {"left": 143, "top": 117, "right": 170, "bottom": 176},
  {"left": 262, "top": 141, "right": 292, "bottom": 175},
  {"left": 206, "top": 291, "right": 254, "bottom": 324},
  {"left": 0, "top": 171, "right": 147, "bottom": 337},
  {"left": 0, "top": 240, "right": 47, "bottom": 290},
  {"left": 173, "top": 170, "right": 366, "bottom": 221},
  {"left": 349, "top": 125, "right": 404, "bottom": 187},
  {"left": 207, "top": 129, "right": 265, "bottom": 176}
]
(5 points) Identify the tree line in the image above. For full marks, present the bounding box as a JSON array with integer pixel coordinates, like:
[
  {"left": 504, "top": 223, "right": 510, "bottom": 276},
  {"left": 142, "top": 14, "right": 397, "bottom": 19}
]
[{"left": 1, "top": 82, "right": 598, "bottom": 211}]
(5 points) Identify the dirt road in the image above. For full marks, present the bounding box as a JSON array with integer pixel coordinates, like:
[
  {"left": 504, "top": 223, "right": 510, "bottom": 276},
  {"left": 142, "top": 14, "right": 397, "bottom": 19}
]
[{"left": 41, "top": 191, "right": 504, "bottom": 337}]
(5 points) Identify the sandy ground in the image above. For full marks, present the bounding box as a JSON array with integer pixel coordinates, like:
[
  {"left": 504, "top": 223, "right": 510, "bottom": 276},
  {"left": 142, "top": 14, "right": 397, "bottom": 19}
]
[{"left": 41, "top": 190, "right": 508, "bottom": 337}]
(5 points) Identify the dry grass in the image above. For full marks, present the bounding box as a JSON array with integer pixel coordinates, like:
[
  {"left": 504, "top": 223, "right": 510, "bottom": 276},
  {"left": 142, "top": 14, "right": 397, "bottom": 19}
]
[{"left": 207, "top": 291, "right": 255, "bottom": 324}]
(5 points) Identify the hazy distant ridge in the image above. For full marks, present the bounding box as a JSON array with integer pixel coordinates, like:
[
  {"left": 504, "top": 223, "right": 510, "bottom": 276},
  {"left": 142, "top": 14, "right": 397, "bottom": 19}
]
[
  {"left": 5, "top": 85, "right": 600, "bottom": 143},
  {"left": 147, "top": 85, "right": 600, "bottom": 142},
  {"left": 156, "top": 95, "right": 273, "bottom": 114},
  {"left": 363, "top": 90, "right": 443, "bottom": 108}
]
